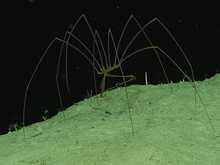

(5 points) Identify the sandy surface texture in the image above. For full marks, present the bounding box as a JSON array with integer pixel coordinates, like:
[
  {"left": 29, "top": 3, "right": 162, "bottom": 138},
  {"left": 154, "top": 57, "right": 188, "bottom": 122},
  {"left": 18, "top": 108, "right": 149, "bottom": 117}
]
[{"left": 1, "top": 74, "right": 220, "bottom": 165}]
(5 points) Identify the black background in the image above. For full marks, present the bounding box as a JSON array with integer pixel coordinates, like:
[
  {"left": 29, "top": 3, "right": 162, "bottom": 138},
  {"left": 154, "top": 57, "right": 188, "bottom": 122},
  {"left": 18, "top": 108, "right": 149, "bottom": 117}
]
[{"left": 1, "top": 0, "right": 220, "bottom": 135}]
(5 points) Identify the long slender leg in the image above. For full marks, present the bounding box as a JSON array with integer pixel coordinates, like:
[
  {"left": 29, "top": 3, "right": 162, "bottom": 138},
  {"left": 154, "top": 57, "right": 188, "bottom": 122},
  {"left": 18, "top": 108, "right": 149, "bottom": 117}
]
[{"left": 105, "top": 74, "right": 136, "bottom": 92}]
